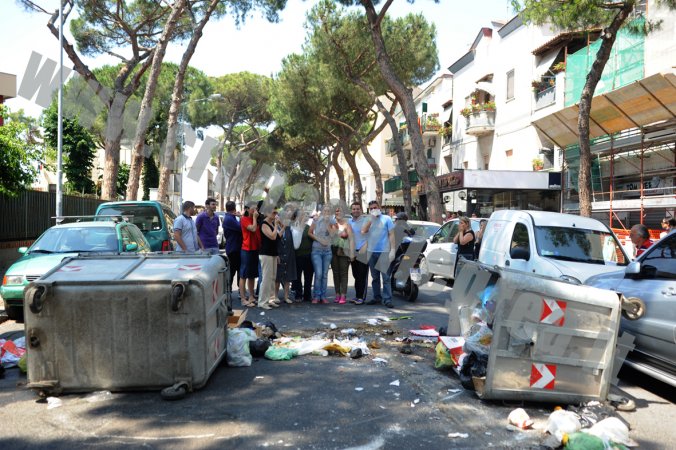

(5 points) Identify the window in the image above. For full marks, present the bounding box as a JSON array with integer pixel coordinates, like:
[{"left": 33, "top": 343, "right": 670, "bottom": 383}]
[
  {"left": 511, "top": 223, "right": 530, "bottom": 250},
  {"left": 506, "top": 69, "right": 515, "bottom": 101},
  {"left": 641, "top": 234, "right": 676, "bottom": 278}
]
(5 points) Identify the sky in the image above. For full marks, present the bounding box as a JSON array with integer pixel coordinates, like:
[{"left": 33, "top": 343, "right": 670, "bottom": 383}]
[{"left": 0, "top": 0, "right": 515, "bottom": 118}]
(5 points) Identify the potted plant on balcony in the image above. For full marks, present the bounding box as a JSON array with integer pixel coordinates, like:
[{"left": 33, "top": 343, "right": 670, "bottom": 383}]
[
  {"left": 551, "top": 61, "right": 566, "bottom": 74},
  {"left": 439, "top": 124, "right": 452, "bottom": 138},
  {"left": 425, "top": 116, "right": 441, "bottom": 131},
  {"left": 532, "top": 157, "right": 544, "bottom": 171},
  {"left": 460, "top": 101, "right": 496, "bottom": 118}
]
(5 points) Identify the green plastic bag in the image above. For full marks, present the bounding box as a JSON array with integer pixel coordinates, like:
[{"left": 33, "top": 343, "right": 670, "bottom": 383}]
[
  {"left": 264, "top": 346, "right": 298, "bottom": 361},
  {"left": 18, "top": 354, "right": 27, "bottom": 373},
  {"left": 435, "top": 342, "right": 453, "bottom": 370}
]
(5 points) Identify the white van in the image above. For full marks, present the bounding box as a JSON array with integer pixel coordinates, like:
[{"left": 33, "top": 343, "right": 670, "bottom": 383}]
[{"left": 478, "top": 210, "right": 630, "bottom": 284}]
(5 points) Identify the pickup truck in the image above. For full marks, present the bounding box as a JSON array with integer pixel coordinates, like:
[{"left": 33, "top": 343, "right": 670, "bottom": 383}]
[{"left": 477, "top": 210, "right": 630, "bottom": 284}]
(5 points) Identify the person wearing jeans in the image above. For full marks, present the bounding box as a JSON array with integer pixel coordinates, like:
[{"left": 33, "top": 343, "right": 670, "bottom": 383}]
[
  {"left": 309, "top": 205, "right": 334, "bottom": 304},
  {"left": 361, "top": 200, "right": 395, "bottom": 308},
  {"left": 331, "top": 206, "right": 355, "bottom": 304}
]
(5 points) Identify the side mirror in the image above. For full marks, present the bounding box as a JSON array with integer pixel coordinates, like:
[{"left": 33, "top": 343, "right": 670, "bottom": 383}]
[
  {"left": 18, "top": 247, "right": 28, "bottom": 254},
  {"left": 624, "top": 261, "right": 641, "bottom": 277},
  {"left": 125, "top": 243, "right": 139, "bottom": 252},
  {"left": 510, "top": 246, "right": 530, "bottom": 261}
]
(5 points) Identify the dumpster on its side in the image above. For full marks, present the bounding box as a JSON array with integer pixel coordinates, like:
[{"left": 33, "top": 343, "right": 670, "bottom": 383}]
[
  {"left": 447, "top": 260, "right": 622, "bottom": 404},
  {"left": 23, "top": 253, "right": 231, "bottom": 397}
]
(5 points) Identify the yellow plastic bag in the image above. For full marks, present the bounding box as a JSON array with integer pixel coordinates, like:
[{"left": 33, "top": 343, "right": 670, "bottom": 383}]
[{"left": 435, "top": 342, "right": 453, "bottom": 370}]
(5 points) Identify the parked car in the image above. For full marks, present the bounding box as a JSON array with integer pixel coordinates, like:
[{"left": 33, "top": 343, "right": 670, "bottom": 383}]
[
  {"left": 586, "top": 232, "right": 676, "bottom": 387},
  {"left": 407, "top": 220, "right": 441, "bottom": 242},
  {"left": 96, "top": 200, "right": 176, "bottom": 251},
  {"left": 478, "top": 210, "right": 630, "bottom": 284},
  {"left": 420, "top": 217, "right": 483, "bottom": 282},
  {"left": 0, "top": 220, "right": 151, "bottom": 322}
]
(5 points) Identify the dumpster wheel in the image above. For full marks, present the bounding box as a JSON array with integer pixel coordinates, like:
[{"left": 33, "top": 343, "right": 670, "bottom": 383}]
[
  {"left": 161, "top": 381, "right": 189, "bottom": 401},
  {"left": 621, "top": 296, "right": 645, "bottom": 321}
]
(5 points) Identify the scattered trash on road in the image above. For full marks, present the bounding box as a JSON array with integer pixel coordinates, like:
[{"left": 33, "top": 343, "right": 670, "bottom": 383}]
[
  {"left": 389, "top": 380, "right": 400, "bottom": 386},
  {"left": 546, "top": 407, "right": 582, "bottom": 443},
  {"left": 86, "top": 390, "right": 113, "bottom": 403},
  {"left": 447, "top": 432, "right": 469, "bottom": 439},
  {"left": 354, "top": 387, "right": 364, "bottom": 391},
  {"left": 508, "top": 408, "right": 534, "bottom": 429},
  {"left": 46, "top": 397, "right": 63, "bottom": 409}
]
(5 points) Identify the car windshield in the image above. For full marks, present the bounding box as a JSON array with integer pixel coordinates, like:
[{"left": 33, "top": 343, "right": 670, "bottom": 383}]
[
  {"left": 534, "top": 226, "right": 628, "bottom": 266},
  {"left": 98, "top": 205, "right": 161, "bottom": 233},
  {"left": 410, "top": 224, "right": 440, "bottom": 239},
  {"left": 30, "top": 227, "right": 119, "bottom": 253}
]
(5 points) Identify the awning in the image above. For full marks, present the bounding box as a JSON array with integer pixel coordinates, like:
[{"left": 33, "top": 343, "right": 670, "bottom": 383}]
[{"left": 532, "top": 72, "right": 676, "bottom": 148}]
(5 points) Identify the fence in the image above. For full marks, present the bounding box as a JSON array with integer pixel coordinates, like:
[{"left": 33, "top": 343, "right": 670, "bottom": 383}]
[{"left": 0, "top": 190, "right": 106, "bottom": 243}]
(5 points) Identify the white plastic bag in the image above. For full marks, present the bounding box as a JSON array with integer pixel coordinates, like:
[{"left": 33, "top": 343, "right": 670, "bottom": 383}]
[
  {"left": 291, "top": 226, "right": 303, "bottom": 250},
  {"left": 226, "top": 329, "right": 256, "bottom": 367}
]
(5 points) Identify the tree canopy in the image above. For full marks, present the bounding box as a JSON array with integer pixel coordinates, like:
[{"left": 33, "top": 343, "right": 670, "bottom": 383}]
[{"left": 0, "top": 106, "right": 43, "bottom": 197}]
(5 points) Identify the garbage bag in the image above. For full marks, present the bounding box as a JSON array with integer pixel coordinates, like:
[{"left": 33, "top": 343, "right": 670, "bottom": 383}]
[
  {"left": 463, "top": 322, "right": 493, "bottom": 355},
  {"left": 249, "top": 339, "right": 271, "bottom": 357},
  {"left": 226, "top": 328, "right": 256, "bottom": 367},
  {"left": 435, "top": 342, "right": 453, "bottom": 370},
  {"left": 459, "top": 351, "right": 487, "bottom": 390},
  {"left": 264, "top": 346, "right": 298, "bottom": 361}
]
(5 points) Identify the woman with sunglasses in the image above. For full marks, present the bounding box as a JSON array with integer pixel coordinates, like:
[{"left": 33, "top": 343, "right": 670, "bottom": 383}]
[{"left": 331, "top": 205, "right": 355, "bottom": 304}]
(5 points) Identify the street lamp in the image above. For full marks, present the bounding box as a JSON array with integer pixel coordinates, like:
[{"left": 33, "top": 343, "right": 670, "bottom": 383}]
[{"left": 178, "top": 93, "right": 223, "bottom": 211}]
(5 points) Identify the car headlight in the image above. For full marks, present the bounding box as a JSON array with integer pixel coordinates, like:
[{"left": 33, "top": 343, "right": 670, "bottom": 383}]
[
  {"left": 559, "top": 274, "right": 582, "bottom": 285},
  {"left": 2, "top": 275, "right": 26, "bottom": 286}
]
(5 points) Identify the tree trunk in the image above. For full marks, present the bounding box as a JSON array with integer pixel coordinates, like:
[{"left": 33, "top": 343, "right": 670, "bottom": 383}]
[
  {"left": 360, "top": 142, "right": 382, "bottom": 205},
  {"left": 101, "top": 93, "right": 129, "bottom": 200},
  {"left": 332, "top": 146, "right": 346, "bottom": 203},
  {"left": 577, "top": 5, "right": 632, "bottom": 217},
  {"left": 157, "top": 0, "right": 220, "bottom": 206},
  {"left": 342, "top": 146, "right": 363, "bottom": 205},
  {"left": 127, "top": 0, "right": 186, "bottom": 201},
  {"left": 376, "top": 98, "right": 412, "bottom": 217},
  {"left": 359, "top": 0, "right": 442, "bottom": 223}
]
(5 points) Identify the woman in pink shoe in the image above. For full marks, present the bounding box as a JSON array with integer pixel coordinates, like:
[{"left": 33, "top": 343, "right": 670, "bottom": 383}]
[{"left": 331, "top": 205, "right": 355, "bottom": 304}]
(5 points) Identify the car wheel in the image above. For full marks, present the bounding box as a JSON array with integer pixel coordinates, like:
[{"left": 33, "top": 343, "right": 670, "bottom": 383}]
[
  {"left": 404, "top": 282, "right": 418, "bottom": 302},
  {"left": 6, "top": 306, "right": 24, "bottom": 323},
  {"left": 419, "top": 256, "right": 432, "bottom": 282}
]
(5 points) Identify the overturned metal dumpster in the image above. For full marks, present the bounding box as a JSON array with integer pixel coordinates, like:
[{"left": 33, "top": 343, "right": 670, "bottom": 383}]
[
  {"left": 23, "top": 254, "right": 231, "bottom": 398},
  {"left": 448, "top": 260, "right": 622, "bottom": 404}
]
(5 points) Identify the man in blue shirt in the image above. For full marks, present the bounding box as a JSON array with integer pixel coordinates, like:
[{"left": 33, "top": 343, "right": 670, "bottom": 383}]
[
  {"left": 174, "top": 201, "right": 202, "bottom": 252},
  {"left": 222, "top": 201, "right": 243, "bottom": 294},
  {"left": 361, "top": 200, "right": 396, "bottom": 308},
  {"left": 195, "top": 197, "right": 220, "bottom": 254}
]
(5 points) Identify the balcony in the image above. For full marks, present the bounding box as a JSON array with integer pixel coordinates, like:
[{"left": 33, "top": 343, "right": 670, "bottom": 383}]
[
  {"left": 384, "top": 170, "right": 419, "bottom": 194},
  {"left": 534, "top": 86, "right": 556, "bottom": 109},
  {"left": 465, "top": 110, "right": 495, "bottom": 136}
]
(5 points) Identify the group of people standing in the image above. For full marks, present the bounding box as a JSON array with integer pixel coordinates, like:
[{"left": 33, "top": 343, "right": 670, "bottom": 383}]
[{"left": 216, "top": 199, "right": 399, "bottom": 310}]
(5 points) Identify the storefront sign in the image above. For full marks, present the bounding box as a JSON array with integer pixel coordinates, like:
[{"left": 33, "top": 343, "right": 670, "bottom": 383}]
[{"left": 437, "top": 172, "right": 464, "bottom": 190}]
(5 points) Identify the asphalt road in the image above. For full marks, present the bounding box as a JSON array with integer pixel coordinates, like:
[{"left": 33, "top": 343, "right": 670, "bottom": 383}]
[{"left": 1, "top": 276, "right": 674, "bottom": 449}]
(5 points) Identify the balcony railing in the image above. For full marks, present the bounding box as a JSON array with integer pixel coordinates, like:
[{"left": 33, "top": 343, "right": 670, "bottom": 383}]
[
  {"left": 535, "top": 85, "right": 556, "bottom": 110},
  {"left": 384, "top": 170, "right": 420, "bottom": 193},
  {"left": 465, "top": 110, "right": 495, "bottom": 136}
]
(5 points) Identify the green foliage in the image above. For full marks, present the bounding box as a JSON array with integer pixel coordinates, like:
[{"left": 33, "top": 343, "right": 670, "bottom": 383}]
[
  {"left": 117, "top": 163, "right": 130, "bottom": 198},
  {"left": 43, "top": 103, "right": 97, "bottom": 195},
  {"left": 0, "top": 106, "right": 43, "bottom": 197},
  {"left": 142, "top": 156, "right": 160, "bottom": 200}
]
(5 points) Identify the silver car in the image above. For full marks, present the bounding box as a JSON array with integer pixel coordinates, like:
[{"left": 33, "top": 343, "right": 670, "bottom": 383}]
[{"left": 586, "top": 232, "right": 676, "bottom": 387}]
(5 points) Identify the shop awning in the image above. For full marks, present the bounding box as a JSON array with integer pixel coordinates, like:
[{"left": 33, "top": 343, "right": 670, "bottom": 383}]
[{"left": 532, "top": 72, "right": 676, "bottom": 148}]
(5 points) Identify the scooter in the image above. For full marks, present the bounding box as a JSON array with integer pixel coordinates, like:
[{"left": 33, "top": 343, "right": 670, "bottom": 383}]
[{"left": 389, "top": 232, "right": 428, "bottom": 302}]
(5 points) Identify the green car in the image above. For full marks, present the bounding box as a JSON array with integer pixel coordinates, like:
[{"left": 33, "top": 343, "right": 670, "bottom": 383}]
[
  {"left": 96, "top": 201, "right": 176, "bottom": 252},
  {"left": 1, "top": 221, "right": 151, "bottom": 322}
]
